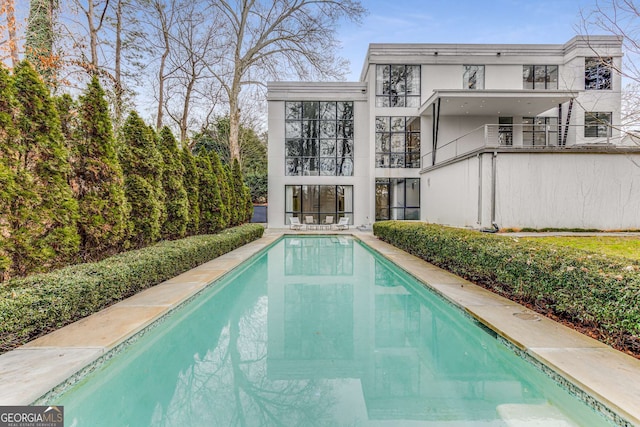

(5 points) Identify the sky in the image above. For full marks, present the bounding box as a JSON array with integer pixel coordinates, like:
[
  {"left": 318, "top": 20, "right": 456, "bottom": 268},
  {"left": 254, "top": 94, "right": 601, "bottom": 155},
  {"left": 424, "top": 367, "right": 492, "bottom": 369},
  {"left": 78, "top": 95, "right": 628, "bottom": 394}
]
[{"left": 336, "top": 0, "right": 606, "bottom": 81}]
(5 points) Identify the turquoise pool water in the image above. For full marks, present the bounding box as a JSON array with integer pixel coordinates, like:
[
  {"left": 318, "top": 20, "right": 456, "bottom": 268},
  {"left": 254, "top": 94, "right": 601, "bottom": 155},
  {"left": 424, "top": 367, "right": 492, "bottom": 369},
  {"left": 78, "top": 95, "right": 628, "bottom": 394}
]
[{"left": 56, "top": 236, "right": 611, "bottom": 426}]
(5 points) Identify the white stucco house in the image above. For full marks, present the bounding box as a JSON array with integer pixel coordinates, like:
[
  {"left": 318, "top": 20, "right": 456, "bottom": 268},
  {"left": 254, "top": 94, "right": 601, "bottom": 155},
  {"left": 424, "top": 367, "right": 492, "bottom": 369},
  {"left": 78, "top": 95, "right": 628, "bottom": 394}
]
[{"left": 267, "top": 35, "right": 640, "bottom": 230}]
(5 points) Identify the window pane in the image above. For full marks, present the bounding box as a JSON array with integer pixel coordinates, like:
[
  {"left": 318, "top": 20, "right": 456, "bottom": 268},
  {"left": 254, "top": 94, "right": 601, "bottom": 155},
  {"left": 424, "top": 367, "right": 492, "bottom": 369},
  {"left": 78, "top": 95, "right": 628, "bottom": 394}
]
[
  {"left": 376, "top": 116, "right": 390, "bottom": 132},
  {"left": 390, "top": 65, "right": 405, "bottom": 95},
  {"left": 523, "top": 65, "right": 534, "bottom": 89},
  {"left": 302, "top": 139, "right": 318, "bottom": 156},
  {"left": 337, "top": 158, "right": 353, "bottom": 176},
  {"left": 320, "top": 158, "right": 336, "bottom": 176},
  {"left": 585, "top": 57, "right": 612, "bottom": 90},
  {"left": 338, "top": 140, "right": 354, "bottom": 157},
  {"left": 286, "top": 139, "right": 302, "bottom": 156},
  {"left": 302, "top": 121, "right": 318, "bottom": 139},
  {"left": 464, "top": 65, "right": 484, "bottom": 90},
  {"left": 376, "top": 154, "right": 389, "bottom": 167},
  {"left": 320, "top": 140, "right": 335, "bottom": 156},
  {"left": 376, "top": 65, "right": 389, "bottom": 95},
  {"left": 534, "top": 65, "right": 546, "bottom": 87},
  {"left": 391, "top": 133, "right": 404, "bottom": 152},
  {"left": 390, "top": 153, "right": 405, "bottom": 168},
  {"left": 390, "top": 116, "right": 405, "bottom": 132},
  {"left": 303, "top": 158, "right": 318, "bottom": 175},
  {"left": 319, "top": 186, "right": 336, "bottom": 212},
  {"left": 285, "top": 102, "right": 302, "bottom": 120},
  {"left": 320, "top": 121, "right": 336, "bottom": 138},
  {"left": 341, "top": 186, "right": 353, "bottom": 212},
  {"left": 376, "top": 133, "right": 389, "bottom": 152},
  {"left": 286, "top": 121, "right": 302, "bottom": 138},
  {"left": 286, "top": 158, "right": 301, "bottom": 175},
  {"left": 405, "top": 96, "right": 420, "bottom": 107},
  {"left": 320, "top": 102, "right": 336, "bottom": 120},
  {"left": 405, "top": 179, "right": 420, "bottom": 207},
  {"left": 302, "top": 101, "right": 319, "bottom": 119},
  {"left": 338, "top": 102, "right": 354, "bottom": 120},
  {"left": 405, "top": 65, "right": 420, "bottom": 95},
  {"left": 405, "top": 208, "right": 420, "bottom": 220},
  {"left": 338, "top": 121, "right": 353, "bottom": 139},
  {"left": 548, "top": 66, "right": 558, "bottom": 89},
  {"left": 376, "top": 96, "right": 389, "bottom": 107},
  {"left": 285, "top": 185, "right": 301, "bottom": 212}
]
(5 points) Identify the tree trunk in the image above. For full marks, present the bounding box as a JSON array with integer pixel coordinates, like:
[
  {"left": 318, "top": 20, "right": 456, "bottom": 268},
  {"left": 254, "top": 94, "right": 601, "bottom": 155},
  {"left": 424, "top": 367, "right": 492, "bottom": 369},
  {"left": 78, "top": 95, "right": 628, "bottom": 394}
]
[
  {"left": 228, "top": 75, "right": 242, "bottom": 162},
  {"left": 156, "top": 4, "right": 170, "bottom": 130},
  {"left": 114, "top": 0, "right": 123, "bottom": 127}
]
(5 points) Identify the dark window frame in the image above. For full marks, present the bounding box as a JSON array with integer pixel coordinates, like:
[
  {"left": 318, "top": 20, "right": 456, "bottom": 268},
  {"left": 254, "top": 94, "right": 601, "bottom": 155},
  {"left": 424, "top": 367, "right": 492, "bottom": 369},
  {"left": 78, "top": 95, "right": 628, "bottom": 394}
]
[
  {"left": 585, "top": 57, "right": 612, "bottom": 90},
  {"left": 285, "top": 101, "right": 354, "bottom": 177},
  {"left": 375, "top": 64, "right": 421, "bottom": 107},
  {"left": 463, "top": 65, "right": 485, "bottom": 90},
  {"left": 584, "top": 112, "right": 612, "bottom": 137},
  {"left": 523, "top": 116, "right": 559, "bottom": 146},
  {"left": 375, "top": 178, "right": 420, "bottom": 221},
  {"left": 375, "top": 116, "right": 421, "bottom": 168},
  {"left": 523, "top": 65, "right": 558, "bottom": 90},
  {"left": 284, "top": 185, "right": 354, "bottom": 225}
]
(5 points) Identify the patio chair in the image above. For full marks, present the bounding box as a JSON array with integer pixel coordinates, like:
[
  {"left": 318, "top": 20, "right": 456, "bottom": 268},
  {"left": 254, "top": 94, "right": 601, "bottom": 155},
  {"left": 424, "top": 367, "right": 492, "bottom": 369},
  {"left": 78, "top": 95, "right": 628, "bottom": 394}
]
[
  {"left": 305, "top": 215, "right": 315, "bottom": 225},
  {"left": 333, "top": 217, "right": 350, "bottom": 230},
  {"left": 323, "top": 216, "right": 334, "bottom": 225},
  {"left": 289, "top": 217, "right": 304, "bottom": 230}
]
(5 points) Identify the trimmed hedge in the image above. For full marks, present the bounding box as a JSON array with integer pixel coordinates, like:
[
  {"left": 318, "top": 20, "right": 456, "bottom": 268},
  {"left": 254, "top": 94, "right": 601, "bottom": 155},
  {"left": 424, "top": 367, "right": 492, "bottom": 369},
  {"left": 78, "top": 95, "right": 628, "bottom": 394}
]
[
  {"left": 0, "top": 224, "right": 264, "bottom": 353},
  {"left": 373, "top": 221, "right": 640, "bottom": 353}
]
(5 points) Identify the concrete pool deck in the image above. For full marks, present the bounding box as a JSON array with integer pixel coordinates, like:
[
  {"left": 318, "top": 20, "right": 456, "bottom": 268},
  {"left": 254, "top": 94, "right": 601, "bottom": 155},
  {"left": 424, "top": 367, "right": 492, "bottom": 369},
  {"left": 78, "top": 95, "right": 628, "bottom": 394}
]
[{"left": 0, "top": 229, "right": 639, "bottom": 426}]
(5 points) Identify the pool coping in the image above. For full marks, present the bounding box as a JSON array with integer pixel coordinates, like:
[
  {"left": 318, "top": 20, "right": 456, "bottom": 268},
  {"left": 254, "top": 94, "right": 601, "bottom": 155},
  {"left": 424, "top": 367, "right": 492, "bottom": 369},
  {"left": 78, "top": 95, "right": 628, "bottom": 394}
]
[{"left": 0, "top": 230, "right": 638, "bottom": 426}]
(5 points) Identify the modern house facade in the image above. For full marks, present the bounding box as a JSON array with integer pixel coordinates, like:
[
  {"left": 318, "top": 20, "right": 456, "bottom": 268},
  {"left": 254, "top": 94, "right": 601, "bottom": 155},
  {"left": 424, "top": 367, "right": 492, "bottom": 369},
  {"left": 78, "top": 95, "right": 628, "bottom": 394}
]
[{"left": 267, "top": 35, "right": 640, "bottom": 230}]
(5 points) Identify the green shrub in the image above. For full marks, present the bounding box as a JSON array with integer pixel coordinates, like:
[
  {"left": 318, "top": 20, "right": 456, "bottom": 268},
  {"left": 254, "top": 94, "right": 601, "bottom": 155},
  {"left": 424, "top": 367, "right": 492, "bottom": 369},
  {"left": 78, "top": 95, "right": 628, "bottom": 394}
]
[
  {"left": 373, "top": 221, "right": 640, "bottom": 353},
  {"left": 0, "top": 224, "right": 264, "bottom": 353}
]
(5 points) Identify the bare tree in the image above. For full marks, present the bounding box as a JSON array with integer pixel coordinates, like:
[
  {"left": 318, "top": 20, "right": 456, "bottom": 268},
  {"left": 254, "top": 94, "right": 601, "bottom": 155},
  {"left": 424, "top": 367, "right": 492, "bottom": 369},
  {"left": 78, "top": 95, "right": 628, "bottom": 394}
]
[
  {"left": 163, "top": 1, "right": 221, "bottom": 144},
  {"left": 0, "top": 0, "right": 20, "bottom": 67},
  {"left": 208, "top": 0, "right": 366, "bottom": 162},
  {"left": 581, "top": 0, "right": 640, "bottom": 83}
]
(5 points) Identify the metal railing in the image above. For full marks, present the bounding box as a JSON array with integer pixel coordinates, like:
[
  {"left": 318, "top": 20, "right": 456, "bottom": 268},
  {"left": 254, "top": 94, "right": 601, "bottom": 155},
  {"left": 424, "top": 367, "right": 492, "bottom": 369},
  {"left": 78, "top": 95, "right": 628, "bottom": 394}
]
[{"left": 421, "top": 124, "right": 624, "bottom": 168}]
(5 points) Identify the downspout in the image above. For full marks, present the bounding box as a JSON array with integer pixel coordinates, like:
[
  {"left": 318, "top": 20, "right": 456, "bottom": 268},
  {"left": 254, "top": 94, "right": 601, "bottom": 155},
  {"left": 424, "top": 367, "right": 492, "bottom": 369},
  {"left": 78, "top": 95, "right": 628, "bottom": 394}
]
[
  {"left": 477, "top": 153, "right": 483, "bottom": 226},
  {"left": 481, "top": 151, "right": 499, "bottom": 233}
]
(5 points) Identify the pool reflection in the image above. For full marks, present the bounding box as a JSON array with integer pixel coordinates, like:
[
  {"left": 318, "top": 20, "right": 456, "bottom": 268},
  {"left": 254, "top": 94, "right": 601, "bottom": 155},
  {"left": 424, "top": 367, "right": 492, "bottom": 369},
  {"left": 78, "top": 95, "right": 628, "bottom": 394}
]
[{"left": 58, "top": 236, "right": 604, "bottom": 426}]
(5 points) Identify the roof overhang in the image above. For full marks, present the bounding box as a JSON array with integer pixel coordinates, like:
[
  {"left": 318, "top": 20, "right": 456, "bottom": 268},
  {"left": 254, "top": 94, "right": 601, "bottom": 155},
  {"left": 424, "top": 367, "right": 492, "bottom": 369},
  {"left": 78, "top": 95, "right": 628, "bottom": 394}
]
[{"left": 419, "top": 90, "right": 577, "bottom": 117}]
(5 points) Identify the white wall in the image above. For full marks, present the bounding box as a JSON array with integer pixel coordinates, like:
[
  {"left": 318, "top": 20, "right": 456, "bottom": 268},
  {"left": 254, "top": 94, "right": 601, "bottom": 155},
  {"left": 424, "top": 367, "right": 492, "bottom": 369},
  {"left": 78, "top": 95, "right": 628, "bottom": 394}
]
[
  {"left": 495, "top": 153, "right": 640, "bottom": 229},
  {"left": 267, "top": 91, "right": 370, "bottom": 228},
  {"left": 423, "top": 152, "right": 640, "bottom": 230}
]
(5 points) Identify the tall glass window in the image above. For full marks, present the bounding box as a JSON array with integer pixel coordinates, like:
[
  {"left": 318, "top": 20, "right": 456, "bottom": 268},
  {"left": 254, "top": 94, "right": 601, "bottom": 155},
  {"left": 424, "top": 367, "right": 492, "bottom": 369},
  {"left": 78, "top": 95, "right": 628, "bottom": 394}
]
[
  {"left": 285, "top": 185, "right": 353, "bottom": 225},
  {"left": 523, "top": 117, "right": 559, "bottom": 146},
  {"left": 285, "top": 101, "right": 354, "bottom": 176},
  {"left": 585, "top": 57, "right": 612, "bottom": 90},
  {"left": 523, "top": 65, "right": 558, "bottom": 89},
  {"left": 463, "top": 65, "right": 485, "bottom": 90},
  {"left": 375, "top": 178, "right": 420, "bottom": 221},
  {"left": 376, "top": 65, "right": 420, "bottom": 107},
  {"left": 375, "top": 116, "right": 420, "bottom": 168},
  {"left": 584, "top": 112, "right": 612, "bottom": 137}
]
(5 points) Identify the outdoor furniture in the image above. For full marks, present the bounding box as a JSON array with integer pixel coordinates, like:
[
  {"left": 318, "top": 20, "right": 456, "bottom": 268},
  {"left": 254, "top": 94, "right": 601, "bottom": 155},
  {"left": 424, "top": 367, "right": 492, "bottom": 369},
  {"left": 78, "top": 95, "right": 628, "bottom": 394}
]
[
  {"left": 289, "top": 217, "right": 304, "bottom": 230},
  {"left": 333, "top": 217, "right": 350, "bottom": 230}
]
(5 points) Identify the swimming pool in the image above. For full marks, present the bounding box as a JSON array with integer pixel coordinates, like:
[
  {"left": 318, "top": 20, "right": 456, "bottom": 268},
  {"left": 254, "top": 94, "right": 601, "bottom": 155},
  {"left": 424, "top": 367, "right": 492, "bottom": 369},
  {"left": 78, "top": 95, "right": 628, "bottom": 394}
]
[{"left": 55, "top": 236, "right": 612, "bottom": 426}]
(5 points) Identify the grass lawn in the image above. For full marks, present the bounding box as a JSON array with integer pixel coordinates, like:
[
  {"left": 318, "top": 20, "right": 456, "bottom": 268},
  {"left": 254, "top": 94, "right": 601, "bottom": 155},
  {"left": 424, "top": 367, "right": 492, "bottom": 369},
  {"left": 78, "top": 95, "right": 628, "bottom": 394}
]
[{"left": 524, "top": 236, "right": 640, "bottom": 261}]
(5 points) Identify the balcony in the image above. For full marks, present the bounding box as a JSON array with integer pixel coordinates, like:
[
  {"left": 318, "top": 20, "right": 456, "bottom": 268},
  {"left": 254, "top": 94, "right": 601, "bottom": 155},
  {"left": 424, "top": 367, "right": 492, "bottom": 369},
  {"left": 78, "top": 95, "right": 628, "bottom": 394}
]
[{"left": 421, "top": 123, "right": 627, "bottom": 170}]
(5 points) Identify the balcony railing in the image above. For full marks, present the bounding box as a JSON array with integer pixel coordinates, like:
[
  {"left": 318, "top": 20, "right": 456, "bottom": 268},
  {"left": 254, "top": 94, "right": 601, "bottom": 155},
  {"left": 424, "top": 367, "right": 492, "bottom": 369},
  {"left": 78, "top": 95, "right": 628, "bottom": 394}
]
[{"left": 421, "top": 123, "right": 622, "bottom": 168}]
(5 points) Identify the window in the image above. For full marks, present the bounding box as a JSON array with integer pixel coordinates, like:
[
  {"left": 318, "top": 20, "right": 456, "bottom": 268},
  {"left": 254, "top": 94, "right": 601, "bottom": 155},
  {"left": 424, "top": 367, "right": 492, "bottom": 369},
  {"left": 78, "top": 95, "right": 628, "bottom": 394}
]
[
  {"left": 375, "top": 178, "right": 420, "bottom": 221},
  {"left": 523, "top": 65, "right": 558, "bottom": 89},
  {"left": 375, "top": 116, "right": 420, "bottom": 168},
  {"left": 376, "top": 65, "right": 420, "bottom": 107},
  {"left": 584, "top": 112, "right": 612, "bottom": 137},
  {"left": 285, "top": 185, "right": 353, "bottom": 225},
  {"left": 585, "top": 57, "right": 612, "bottom": 90},
  {"left": 463, "top": 65, "right": 484, "bottom": 90},
  {"left": 285, "top": 101, "right": 354, "bottom": 176},
  {"left": 523, "top": 117, "right": 558, "bottom": 146}
]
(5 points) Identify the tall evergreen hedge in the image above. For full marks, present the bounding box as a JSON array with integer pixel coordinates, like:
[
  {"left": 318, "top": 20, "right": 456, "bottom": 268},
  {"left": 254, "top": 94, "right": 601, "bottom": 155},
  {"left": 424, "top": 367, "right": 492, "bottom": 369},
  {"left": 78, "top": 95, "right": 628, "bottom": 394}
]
[
  {"left": 119, "top": 111, "right": 164, "bottom": 247},
  {"left": 10, "top": 61, "right": 79, "bottom": 275},
  {"left": 74, "top": 77, "right": 129, "bottom": 258},
  {"left": 210, "top": 152, "right": 231, "bottom": 228},
  {"left": 196, "top": 154, "right": 224, "bottom": 233},
  {"left": 0, "top": 67, "right": 16, "bottom": 276},
  {"left": 159, "top": 127, "right": 189, "bottom": 239},
  {"left": 181, "top": 148, "right": 200, "bottom": 235}
]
